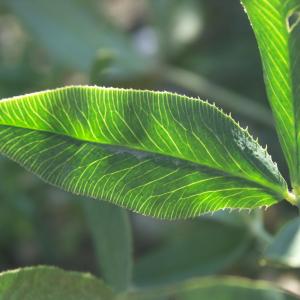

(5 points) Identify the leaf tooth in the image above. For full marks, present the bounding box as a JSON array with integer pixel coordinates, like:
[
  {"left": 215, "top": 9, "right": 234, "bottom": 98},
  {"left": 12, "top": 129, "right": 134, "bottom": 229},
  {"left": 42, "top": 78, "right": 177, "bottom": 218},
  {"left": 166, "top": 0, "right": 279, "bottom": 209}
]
[{"left": 263, "top": 148, "right": 272, "bottom": 159}]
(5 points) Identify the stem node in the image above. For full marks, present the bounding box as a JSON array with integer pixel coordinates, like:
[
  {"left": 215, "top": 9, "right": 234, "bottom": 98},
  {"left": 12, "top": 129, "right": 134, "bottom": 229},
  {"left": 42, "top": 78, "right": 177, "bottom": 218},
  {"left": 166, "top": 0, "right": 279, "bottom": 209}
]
[{"left": 285, "top": 190, "right": 297, "bottom": 206}]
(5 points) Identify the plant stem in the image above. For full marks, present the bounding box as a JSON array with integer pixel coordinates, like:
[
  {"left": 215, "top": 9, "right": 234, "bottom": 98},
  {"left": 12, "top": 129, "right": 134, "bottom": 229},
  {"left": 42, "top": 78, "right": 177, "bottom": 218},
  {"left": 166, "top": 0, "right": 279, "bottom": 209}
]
[{"left": 285, "top": 190, "right": 297, "bottom": 206}]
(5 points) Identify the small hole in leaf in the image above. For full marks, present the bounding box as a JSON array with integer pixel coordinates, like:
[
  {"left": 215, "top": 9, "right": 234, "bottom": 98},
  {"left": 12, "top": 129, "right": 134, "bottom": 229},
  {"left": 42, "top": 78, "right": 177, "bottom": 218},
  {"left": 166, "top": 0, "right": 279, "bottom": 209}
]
[{"left": 287, "top": 11, "right": 300, "bottom": 32}]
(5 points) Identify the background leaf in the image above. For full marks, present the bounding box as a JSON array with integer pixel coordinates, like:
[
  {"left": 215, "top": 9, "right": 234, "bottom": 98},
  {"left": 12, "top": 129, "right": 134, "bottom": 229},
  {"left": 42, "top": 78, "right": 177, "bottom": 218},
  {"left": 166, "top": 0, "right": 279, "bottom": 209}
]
[
  {"left": 83, "top": 200, "right": 132, "bottom": 292},
  {"left": 0, "top": 266, "right": 114, "bottom": 300},
  {"left": 0, "top": 86, "right": 288, "bottom": 219},
  {"left": 241, "top": 0, "right": 300, "bottom": 188},
  {"left": 134, "top": 218, "right": 251, "bottom": 287},
  {"left": 264, "top": 218, "right": 300, "bottom": 268},
  {"left": 129, "top": 276, "right": 298, "bottom": 300}
]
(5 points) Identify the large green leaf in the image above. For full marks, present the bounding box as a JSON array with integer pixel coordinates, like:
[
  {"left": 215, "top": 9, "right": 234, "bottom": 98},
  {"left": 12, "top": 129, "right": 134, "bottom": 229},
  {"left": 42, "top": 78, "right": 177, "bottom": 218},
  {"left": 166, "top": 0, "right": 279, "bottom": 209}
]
[
  {"left": 83, "top": 200, "right": 132, "bottom": 292},
  {"left": 134, "top": 219, "right": 251, "bottom": 286},
  {"left": 241, "top": 0, "right": 300, "bottom": 188},
  {"left": 129, "top": 276, "right": 298, "bottom": 300},
  {"left": 0, "top": 86, "right": 289, "bottom": 219},
  {"left": 0, "top": 266, "right": 114, "bottom": 300}
]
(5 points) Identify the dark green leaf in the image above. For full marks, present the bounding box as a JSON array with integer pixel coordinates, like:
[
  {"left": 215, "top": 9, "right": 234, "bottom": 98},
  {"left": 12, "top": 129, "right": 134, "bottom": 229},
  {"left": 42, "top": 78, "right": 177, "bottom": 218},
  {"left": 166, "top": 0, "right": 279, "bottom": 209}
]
[
  {"left": 0, "top": 86, "right": 288, "bottom": 219},
  {"left": 0, "top": 266, "right": 114, "bottom": 300}
]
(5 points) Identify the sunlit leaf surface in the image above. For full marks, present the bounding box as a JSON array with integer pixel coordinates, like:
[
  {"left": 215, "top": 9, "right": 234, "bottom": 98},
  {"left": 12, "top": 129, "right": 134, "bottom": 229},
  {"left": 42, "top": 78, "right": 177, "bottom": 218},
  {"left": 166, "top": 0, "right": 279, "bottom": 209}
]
[
  {"left": 242, "top": 0, "right": 300, "bottom": 188},
  {"left": 0, "top": 86, "right": 287, "bottom": 219}
]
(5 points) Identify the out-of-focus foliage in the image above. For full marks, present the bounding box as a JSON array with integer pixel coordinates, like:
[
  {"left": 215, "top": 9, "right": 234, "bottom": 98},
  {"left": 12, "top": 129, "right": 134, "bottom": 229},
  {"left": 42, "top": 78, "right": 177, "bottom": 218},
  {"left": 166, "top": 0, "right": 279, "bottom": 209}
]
[
  {"left": 130, "top": 276, "right": 299, "bottom": 300},
  {"left": 0, "top": 0, "right": 299, "bottom": 297},
  {"left": 0, "top": 266, "right": 114, "bottom": 299},
  {"left": 134, "top": 218, "right": 252, "bottom": 286},
  {"left": 0, "top": 266, "right": 298, "bottom": 300},
  {"left": 83, "top": 200, "right": 133, "bottom": 292},
  {"left": 265, "top": 218, "right": 300, "bottom": 268},
  {"left": 2, "top": 0, "right": 151, "bottom": 77}
]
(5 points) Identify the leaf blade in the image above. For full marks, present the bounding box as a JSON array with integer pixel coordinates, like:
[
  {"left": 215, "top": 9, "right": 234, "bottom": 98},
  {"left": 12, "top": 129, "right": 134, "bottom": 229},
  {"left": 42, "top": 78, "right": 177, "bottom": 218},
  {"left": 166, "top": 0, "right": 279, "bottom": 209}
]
[
  {"left": 0, "top": 86, "right": 288, "bottom": 219},
  {"left": 0, "top": 266, "right": 114, "bottom": 300},
  {"left": 241, "top": 0, "right": 300, "bottom": 188}
]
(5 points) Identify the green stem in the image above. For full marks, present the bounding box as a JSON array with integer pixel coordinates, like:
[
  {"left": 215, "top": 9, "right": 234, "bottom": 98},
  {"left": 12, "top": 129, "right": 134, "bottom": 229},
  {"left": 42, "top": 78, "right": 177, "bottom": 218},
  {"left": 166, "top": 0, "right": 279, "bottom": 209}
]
[{"left": 285, "top": 190, "right": 297, "bottom": 206}]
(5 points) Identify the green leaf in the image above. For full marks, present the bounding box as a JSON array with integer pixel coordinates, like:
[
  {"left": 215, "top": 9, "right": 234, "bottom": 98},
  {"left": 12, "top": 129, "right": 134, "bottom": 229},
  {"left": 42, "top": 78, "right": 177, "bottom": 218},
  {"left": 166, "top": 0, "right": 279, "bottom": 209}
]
[
  {"left": 129, "top": 276, "right": 298, "bottom": 300},
  {"left": 264, "top": 218, "right": 300, "bottom": 267},
  {"left": 0, "top": 266, "right": 114, "bottom": 300},
  {"left": 83, "top": 200, "right": 132, "bottom": 292},
  {"left": 241, "top": 0, "right": 300, "bottom": 188},
  {"left": 134, "top": 219, "right": 251, "bottom": 286},
  {"left": 0, "top": 86, "right": 288, "bottom": 219}
]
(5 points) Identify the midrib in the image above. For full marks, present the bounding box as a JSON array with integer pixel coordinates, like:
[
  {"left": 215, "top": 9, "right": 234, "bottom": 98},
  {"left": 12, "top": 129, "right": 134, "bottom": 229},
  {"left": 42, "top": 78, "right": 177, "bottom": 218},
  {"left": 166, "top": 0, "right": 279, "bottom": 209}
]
[{"left": 0, "top": 122, "right": 286, "bottom": 198}]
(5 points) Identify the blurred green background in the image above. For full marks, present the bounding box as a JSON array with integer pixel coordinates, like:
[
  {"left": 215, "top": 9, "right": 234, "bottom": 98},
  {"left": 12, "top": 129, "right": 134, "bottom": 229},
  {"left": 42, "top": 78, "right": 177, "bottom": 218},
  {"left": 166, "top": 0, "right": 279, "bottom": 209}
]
[{"left": 0, "top": 0, "right": 299, "bottom": 296}]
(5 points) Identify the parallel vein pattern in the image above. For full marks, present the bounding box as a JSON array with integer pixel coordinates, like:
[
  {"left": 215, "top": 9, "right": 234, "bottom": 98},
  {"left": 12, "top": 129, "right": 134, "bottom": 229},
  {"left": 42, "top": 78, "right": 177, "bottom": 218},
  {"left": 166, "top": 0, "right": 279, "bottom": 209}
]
[
  {"left": 242, "top": 0, "right": 300, "bottom": 187},
  {"left": 0, "top": 86, "right": 287, "bottom": 219}
]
